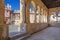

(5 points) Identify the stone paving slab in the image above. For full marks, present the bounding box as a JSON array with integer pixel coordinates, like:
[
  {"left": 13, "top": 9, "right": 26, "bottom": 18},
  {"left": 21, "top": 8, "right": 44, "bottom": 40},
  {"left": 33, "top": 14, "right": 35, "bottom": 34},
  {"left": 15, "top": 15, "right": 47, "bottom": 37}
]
[{"left": 27, "top": 27, "right": 60, "bottom": 40}]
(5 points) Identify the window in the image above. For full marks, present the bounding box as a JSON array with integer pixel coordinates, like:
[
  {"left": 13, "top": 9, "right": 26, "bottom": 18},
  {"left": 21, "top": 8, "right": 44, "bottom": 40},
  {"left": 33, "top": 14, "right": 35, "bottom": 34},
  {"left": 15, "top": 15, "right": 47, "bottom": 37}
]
[
  {"left": 43, "top": 10, "right": 47, "bottom": 23},
  {"left": 29, "top": 2, "right": 35, "bottom": 23},
  {"left": 58, "top": 12, "right": 60, "bottom": 22},
  {"left": 40, "top": 8, "right": 44, "bottom": 23},
  {"left": 39, "top": 8, "right": 47, "bottom": 23},
  {"left": 5, "top": 0, "right": 27, "bottom": 37},
  {"left": 36, "top": 6, "right": 40, "bottom": 23},
  {"left": 50, "top": 12, "right": 57, "bottom": 23},
  {"left": 50, "top": 12, "right": 60, "bottom": 23}
]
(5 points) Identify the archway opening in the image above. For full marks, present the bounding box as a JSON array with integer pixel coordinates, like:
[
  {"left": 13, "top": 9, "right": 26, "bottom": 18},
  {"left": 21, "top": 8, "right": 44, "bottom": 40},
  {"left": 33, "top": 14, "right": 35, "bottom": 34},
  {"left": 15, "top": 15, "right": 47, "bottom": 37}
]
[
  {"left": 4, "top": 0, "right": 27, "bottom": 37},
  {"left": 29, "top": 1, "right": 35, "bottom": 23}
]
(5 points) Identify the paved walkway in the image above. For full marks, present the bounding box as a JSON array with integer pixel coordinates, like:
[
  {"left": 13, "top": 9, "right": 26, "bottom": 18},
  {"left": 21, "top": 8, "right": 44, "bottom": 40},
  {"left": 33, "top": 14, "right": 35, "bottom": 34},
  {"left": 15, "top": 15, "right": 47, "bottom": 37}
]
[{"left": 27, "top": 27, "right": 60, "bottom": 40}]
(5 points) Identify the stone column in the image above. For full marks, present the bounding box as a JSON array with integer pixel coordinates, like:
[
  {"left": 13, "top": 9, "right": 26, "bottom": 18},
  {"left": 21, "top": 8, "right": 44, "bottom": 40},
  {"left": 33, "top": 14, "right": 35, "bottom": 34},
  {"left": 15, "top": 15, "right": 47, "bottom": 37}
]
[
  {"left": 0, "top": 0, "right": 8, "bottom": 40},
  {"left": 20, "top": 0, "right": 26, "bottom": 32},
  {"left": 36, "top": 6, "right": 40, "bottom": 23},
  {"left": 41, "top": 8, "right": 44, "bottom": 23},
  {"left": 39, "top": 7, "right": 41, "bottom": 23},
  {"left": 56, "top": 12, "right": 58, "bottom": 23},
  {"left": 34, "top": 7, "right": 37, "bottom": 23},
  {"left": 47, "top": 9, "right": 50, "bottom": 26}
]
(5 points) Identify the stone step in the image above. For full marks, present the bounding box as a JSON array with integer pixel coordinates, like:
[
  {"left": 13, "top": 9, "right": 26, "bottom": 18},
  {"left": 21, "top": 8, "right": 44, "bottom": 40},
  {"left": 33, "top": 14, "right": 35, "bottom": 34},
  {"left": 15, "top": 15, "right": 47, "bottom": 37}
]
[{"left": 16, "top": 34, "right": 30, "bottom": 40}]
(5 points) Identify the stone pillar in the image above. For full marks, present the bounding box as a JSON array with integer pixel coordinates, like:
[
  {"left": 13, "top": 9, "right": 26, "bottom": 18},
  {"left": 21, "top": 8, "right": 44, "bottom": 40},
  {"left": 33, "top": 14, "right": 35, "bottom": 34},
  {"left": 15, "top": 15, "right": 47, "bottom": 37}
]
[
  {"left": 47, "top": 9, "right": 50, "bottom": 26},
  {"left": 34, "top": 7, "right": 37, "bottom": 23},
  {"left": 0, "top": 0, "right": 8, "bottom": 40},
  {"left": 20, "top": 0, "right": 26, "bottom": 32},
  {"left": 56, "top": 12, "right": 58, "bottom": 23},
  {"left": 41, "top": 8, "right": 44, "bottom": 23},
  {"left": 25, "top": 1, "right": 31, "bottom": 34},
  {"left": 36, "top": 6, "right": 40, "bottom": 23},
  {"left": 20, "top": 0, "right": 25, "bottom": 23},
  {"left": 39, "top": 7, "right": 41, "bottom": 23}
]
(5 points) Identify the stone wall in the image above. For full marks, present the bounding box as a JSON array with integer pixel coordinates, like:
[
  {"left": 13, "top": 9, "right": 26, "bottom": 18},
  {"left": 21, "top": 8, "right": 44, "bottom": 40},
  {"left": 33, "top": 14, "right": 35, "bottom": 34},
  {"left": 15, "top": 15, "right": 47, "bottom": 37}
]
[
  {"left": 49, "top": 7, "right": 60, "bottom": 27},
  {"left": 25, "top": 0, "right": 48, "bottom": 34},
  {"left": 0, "top": 0, "right": 49, "bottom": 39}
]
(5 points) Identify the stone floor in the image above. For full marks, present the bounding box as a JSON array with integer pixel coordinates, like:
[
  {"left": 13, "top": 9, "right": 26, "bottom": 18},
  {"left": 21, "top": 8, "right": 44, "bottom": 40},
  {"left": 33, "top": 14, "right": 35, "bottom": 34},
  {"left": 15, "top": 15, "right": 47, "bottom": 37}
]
[{"left": 27, "top": 27, "right": 60, "bottom": 40}]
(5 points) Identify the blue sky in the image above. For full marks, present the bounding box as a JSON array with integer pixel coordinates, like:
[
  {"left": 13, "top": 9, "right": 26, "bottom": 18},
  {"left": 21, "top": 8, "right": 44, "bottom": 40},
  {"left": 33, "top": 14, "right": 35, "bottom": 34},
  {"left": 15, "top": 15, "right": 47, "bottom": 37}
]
[
  {"left": 4, "top": 0, "right": 20, "bottom": 10},
  {"left": 58, "top": 12, "right": 60, "bottom": 14},
  {"left": 4, "top": 0, "right": 33, "bottom": 11},
  {"left": 30, "top": 3, "right": 34, "bottom": 11}
]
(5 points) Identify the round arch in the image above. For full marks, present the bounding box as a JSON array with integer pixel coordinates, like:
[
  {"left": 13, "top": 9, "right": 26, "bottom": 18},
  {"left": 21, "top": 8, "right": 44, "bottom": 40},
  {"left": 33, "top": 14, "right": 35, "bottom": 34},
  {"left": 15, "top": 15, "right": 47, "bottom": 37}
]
[{"left": 31, "top": 1, "right": 36, "bottom": 9}]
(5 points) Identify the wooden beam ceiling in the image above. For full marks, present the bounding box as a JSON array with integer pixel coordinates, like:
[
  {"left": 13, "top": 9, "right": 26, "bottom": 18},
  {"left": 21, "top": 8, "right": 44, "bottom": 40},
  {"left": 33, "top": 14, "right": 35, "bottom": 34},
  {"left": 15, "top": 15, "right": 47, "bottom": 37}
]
[{"left": 41, "top": 0, "right": 60, "bottom": 8}]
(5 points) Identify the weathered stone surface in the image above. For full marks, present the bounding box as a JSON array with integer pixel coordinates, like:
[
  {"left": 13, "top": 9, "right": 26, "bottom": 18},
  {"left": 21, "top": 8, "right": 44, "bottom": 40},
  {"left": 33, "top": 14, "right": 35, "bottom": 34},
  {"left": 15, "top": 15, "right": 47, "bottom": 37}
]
[
  {"left": 27, "top": 27, "right": 60, "bottom": 40},
  {"left": 25, "top": 0, "right": 48, "bottom": 34},
  {"left": 0, "top": 0, "right": 8, "bottom": 40}
]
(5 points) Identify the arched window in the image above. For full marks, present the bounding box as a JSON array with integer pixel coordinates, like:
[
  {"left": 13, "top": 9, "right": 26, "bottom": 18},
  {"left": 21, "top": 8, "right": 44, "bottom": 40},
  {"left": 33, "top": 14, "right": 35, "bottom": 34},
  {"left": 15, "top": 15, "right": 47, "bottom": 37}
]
[
  {"left": 50, "top": 12, "right": 57, "bottom": 23},
  {"left": 58, "top": 12, "right": 60, "bottom": 22},
  {"left": 5, "top": 0, "right": 27, "bottom": 36},
  {"left": 30, "top": 3, "right": 34, "bottom": 13},
  {"left": 40, "top": 8, "right": 44, "bottom": 23},
  {"left": 36, "top": 6, "right": 40, "bottom": 23},
  {"left": 43, "top": 10, "right": 47, "bottom": 23},
  {"left": 29, "top": 1, "right": 35, "bottom": 23}
]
